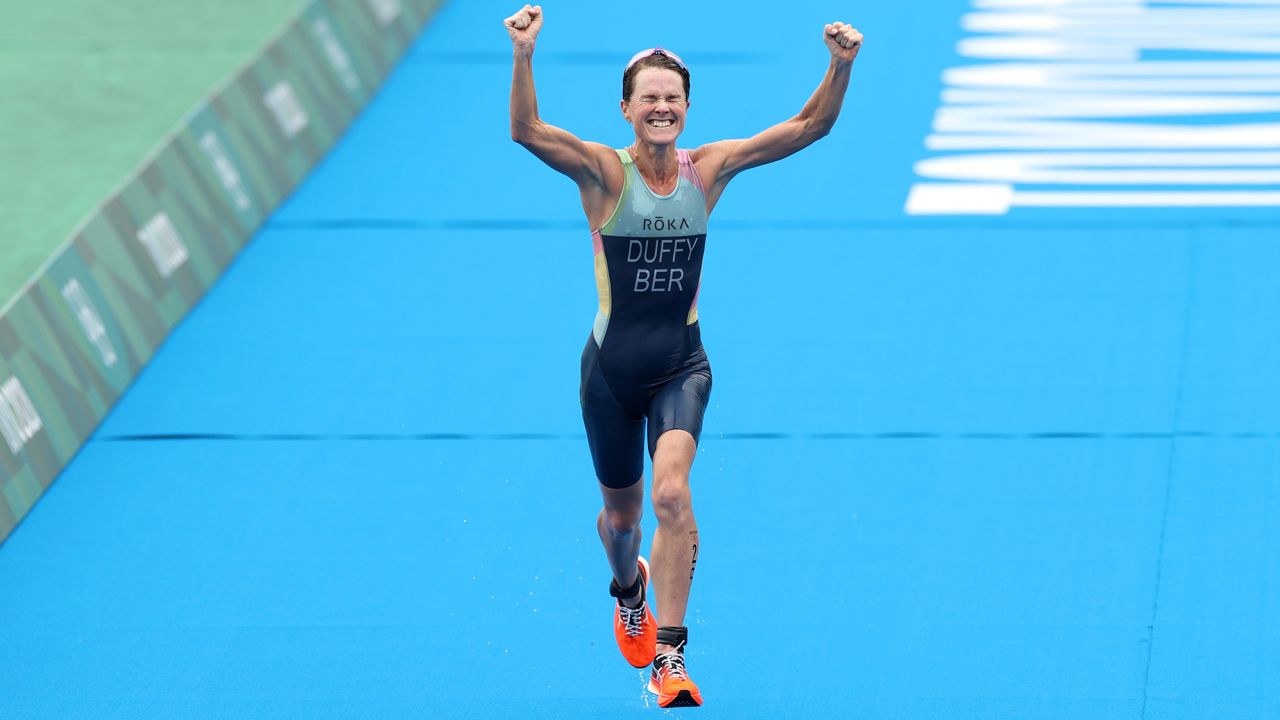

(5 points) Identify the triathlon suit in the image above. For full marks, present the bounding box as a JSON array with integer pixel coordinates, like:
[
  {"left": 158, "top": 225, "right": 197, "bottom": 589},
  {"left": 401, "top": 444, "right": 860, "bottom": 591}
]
[{"left": 580, "top": 148, "right": 712, "bottom": 489}]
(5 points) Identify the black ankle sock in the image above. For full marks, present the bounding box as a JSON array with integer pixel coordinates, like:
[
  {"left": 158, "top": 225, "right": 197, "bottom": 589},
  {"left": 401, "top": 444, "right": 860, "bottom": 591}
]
[
  {"left": 656, "top": 625, "right": 688, "bottom": 652},
  {"left": 609, "top": 573, "right": 644, "bottom": 605}
]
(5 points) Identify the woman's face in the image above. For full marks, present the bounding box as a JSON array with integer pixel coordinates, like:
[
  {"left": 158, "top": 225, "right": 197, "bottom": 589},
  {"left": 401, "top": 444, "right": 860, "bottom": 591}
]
[{"left": 621, "top": 67, "right": 688, "bottom": 147}]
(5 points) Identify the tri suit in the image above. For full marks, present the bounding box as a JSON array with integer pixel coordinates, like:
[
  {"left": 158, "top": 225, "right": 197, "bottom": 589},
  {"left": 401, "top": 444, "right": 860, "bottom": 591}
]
[{"left": 581, "top": 148, "right": 712, "bottom": 489}]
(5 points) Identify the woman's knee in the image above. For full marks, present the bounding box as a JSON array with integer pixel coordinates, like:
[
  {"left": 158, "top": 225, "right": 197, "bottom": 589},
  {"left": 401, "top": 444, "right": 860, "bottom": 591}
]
[
  {"left": 651, "top": 476, "right": 692, "bottom": 524},
  {"left": 598, "top": 476, "right": 644, "bottom": 535},
  {"left": 602, "top": 505, "right": 642, "bottom": 535}
]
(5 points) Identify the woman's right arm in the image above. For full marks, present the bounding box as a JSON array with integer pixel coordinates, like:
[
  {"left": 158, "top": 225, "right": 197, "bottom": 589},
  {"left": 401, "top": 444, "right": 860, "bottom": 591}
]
[{"left": 506, "top": 5, "right": 611, "bottom": 187}]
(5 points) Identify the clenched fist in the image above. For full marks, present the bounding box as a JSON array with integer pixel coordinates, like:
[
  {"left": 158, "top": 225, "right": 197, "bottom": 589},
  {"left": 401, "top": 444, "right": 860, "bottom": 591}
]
[
  {"left": 504, "top": 4, "right": 543, "bottom": 53},
  {"left": 824, "top": 22, "right": 863, "bottom": 64}
]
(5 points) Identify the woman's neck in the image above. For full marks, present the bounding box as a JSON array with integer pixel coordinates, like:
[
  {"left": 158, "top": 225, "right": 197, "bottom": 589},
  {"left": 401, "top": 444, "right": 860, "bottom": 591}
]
[{"left": 629, "top": 140, "right": 678, "bottom": 182}]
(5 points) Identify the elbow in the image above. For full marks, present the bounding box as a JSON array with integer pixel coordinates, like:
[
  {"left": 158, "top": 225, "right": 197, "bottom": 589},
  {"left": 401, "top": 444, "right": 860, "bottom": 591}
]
[
  {"left": 510, "top": 120, "right": 537, "bottom": 146},
  {"left": 797, "top": 115, "right": 834, "bottom": 144},
  {"left": 806, "top": 116, "right": 835, "bottom": 140}
]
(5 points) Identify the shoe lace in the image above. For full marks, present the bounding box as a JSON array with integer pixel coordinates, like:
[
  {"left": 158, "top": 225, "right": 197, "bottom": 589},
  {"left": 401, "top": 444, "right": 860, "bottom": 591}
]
[
  {"left": 655, "top": 651, "right": 688, "bottom": 681},
  {"left": 618, "top": 602, "right": 647, "bottom": 637}
]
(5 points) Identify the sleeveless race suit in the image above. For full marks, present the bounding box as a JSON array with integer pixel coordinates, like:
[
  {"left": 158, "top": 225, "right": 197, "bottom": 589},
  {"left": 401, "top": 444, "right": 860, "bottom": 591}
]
[{"left": 580, "top": 148, "right": 712, "bottom": 488}]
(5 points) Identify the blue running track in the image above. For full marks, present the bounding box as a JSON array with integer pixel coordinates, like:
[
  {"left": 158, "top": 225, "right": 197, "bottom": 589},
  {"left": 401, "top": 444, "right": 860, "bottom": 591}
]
[{"left": 3, "top": 1, "right": 1279, "bottom": 718}]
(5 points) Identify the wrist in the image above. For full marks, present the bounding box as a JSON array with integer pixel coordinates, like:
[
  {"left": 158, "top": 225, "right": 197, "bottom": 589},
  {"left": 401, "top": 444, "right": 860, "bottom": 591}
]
[
  {"left": 830, "top": 56, "right": 853, "bottom": 70},
  {"left": 513, "top": 43, "right": 535, "bottom": 60}
]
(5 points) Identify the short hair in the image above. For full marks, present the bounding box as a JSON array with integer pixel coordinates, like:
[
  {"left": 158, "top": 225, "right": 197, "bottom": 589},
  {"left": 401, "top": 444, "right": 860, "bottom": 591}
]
[{"left": 622, "top": 54, "right": 690, "bottom": 102}]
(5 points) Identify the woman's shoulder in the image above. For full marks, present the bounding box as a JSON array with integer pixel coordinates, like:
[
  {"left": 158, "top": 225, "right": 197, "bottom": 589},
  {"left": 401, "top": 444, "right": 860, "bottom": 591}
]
[{"left": 686, "top": 140, "right": 737, "bottom": 162}]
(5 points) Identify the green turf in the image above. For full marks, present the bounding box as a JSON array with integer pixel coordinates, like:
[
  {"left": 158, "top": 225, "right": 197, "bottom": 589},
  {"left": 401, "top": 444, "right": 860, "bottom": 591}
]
[{"left": 0, "top": 0, "right": 303, "bottom": 308}]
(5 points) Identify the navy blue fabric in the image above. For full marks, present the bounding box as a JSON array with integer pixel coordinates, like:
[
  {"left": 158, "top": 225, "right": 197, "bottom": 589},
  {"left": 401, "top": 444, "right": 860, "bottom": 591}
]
[
  {"left": 579, "top": 326, "right": 712, "bottom": 488},
  {"left": 597, "top": 230, "right": 707, "bottom": 386}
]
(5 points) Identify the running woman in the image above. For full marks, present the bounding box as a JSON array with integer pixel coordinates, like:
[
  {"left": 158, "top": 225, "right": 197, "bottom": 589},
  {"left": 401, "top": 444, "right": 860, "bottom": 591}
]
[{"left": 504, "top": 5, "right": 862, "bottom": 708}]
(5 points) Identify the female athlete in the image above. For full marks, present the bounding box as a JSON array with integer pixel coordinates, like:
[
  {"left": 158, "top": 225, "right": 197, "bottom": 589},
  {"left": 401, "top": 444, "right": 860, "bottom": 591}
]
[{"left": 504, "top": 4, "right": 862, "bottom": 708}]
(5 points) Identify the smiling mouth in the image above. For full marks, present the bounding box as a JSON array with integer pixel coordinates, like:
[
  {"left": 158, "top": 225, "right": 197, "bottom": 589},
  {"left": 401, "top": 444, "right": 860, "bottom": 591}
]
[{"left": 647, "top": 119, "right": 674, "bottom": 128}]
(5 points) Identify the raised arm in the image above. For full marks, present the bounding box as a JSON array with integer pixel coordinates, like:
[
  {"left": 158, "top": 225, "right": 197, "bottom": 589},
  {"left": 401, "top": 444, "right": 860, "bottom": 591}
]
[
  {"left": 506, "top": 5, "right": 613, "bottom": 188},
  {"left": 695, "top": 22, "right": 863, "bottom": 198}
]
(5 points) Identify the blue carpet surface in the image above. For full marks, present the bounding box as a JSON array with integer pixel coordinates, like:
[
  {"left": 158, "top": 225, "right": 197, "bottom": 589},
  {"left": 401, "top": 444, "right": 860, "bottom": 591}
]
[{"left": 3, "top": 0, "right": 1278, "bottom": 717}]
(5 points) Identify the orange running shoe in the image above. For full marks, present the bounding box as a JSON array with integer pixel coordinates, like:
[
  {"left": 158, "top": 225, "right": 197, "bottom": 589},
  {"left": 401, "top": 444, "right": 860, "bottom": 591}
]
[
  {"left": 611, "top": 557, "right": 657, "bottom": 668},
  {"left": 648, "top": 648, "right": 703, "bottom": 708}
]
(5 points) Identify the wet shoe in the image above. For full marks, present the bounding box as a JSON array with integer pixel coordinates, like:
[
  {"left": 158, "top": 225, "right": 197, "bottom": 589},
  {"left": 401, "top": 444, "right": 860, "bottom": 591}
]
[
  {"left": 611, "top": 557, "right": 657, "bottom": 668},
  {"left": 648, "top": 648, "right": 703, "bottom": 708}
]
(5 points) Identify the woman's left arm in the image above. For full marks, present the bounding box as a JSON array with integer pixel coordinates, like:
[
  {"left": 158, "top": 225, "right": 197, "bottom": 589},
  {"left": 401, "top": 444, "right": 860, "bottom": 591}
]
[{"left": 696, "top": 22, "right": 863, "bottom": 192}]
